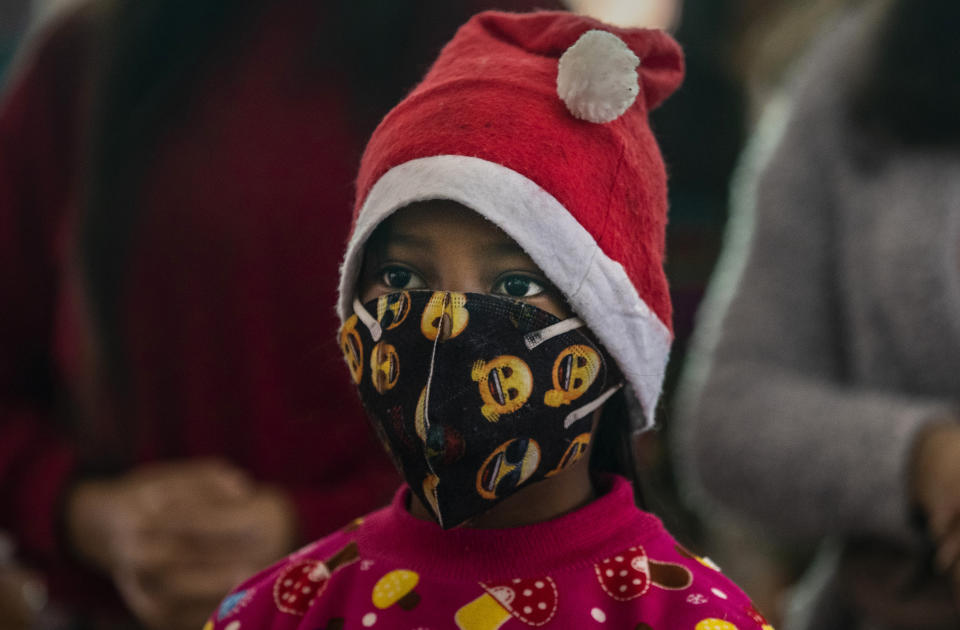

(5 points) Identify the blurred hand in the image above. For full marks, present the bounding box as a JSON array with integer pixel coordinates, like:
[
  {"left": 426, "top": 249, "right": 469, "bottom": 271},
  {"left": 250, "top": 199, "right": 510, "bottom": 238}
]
[
  {"left": 911, "top": 421, "right": 960, "bottom": 607},
  {"left": 67, "top": 459, "right": 297, "bottom": 630}
]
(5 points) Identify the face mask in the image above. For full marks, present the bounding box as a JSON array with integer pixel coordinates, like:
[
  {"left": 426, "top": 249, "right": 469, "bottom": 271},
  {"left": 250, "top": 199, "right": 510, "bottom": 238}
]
[{"left": 340, "top": 290, "right": 622, "bottom": 529}]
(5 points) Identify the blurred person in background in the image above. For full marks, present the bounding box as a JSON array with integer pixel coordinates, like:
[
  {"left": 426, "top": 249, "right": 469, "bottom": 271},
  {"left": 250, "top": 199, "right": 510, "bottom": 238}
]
[
  {"left": 655, "top": 2, "right": 850, "bottom": 623},
  {"left": 0, "top": 0, "right": 31, "bottom": 76},
  {"left": 673, "top": 0, "right": 960, "bottom": 628},
  {"left": 0, "top": 1, "right": 562, "bottom": 628},
  {"left": 727, "top": 0, "right": 855, "bottom": 122}
]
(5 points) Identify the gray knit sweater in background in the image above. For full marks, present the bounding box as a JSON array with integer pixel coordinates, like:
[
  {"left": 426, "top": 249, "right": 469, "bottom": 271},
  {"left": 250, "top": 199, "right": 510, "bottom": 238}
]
[{"left": 672, "top": 6, "right": 960, "bottom": 629}]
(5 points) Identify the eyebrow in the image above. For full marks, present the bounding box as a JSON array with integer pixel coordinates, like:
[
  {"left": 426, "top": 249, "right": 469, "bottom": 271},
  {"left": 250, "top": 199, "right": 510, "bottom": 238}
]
[
  {"left": 385, "top": 229, "right": 532, "bottom": 268},
  {"left": 388, "top": 232, "right": 525, "bottom": 255},
  {"left": 385, "top": 232, "right": 432, "bottom": 248},
  {"left": 478, "top": 241, "right": 529, "bottom": 259}
]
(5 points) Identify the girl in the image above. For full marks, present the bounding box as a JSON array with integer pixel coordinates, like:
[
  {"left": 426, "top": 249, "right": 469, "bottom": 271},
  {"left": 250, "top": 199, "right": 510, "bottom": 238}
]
[{"left": 206, "top": 10, "right": 770, "bottom": 629}]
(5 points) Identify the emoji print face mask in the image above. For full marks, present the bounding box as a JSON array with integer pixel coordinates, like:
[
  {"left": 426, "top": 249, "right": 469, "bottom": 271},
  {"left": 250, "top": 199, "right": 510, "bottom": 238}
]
[{"left": 341, "top": 291, "right": 622, "bottom": 529}]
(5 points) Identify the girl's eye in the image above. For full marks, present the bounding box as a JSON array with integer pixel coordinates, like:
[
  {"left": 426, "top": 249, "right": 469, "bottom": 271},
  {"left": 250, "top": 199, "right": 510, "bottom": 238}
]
[
  {"left": 493, "top": 275, "right": 544, "bottom": 298},
  {"left": 381, "top": 266, "right": 425, "bottom": 290}
]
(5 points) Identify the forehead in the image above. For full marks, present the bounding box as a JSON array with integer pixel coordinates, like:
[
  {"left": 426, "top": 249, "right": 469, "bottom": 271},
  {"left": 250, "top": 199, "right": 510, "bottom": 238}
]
[
  {"left": 371, "top": 200, "right": 525, "bottom": 254},
  {"left": 382, "top": 200, "right": 506, "bottom": 240}
]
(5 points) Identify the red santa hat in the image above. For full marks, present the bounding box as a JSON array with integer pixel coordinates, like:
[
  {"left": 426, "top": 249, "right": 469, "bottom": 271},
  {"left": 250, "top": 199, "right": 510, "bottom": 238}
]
[{"left": 338, "top": 11, "right": 684, "bottom": 431}]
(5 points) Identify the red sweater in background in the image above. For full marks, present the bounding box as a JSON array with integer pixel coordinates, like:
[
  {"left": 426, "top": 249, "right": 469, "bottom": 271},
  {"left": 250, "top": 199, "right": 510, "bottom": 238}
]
[
  {"left": 0, "top": 2, "right": 401, "bottom": 602},
  {"left": 0, "top": 0, "right": 566, "bottom": 612}
]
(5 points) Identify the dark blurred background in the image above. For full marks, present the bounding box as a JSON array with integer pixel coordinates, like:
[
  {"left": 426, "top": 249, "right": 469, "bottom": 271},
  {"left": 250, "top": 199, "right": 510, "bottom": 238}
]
[{"left": 0, "top": 1, "right": 843, "bottom": 627}]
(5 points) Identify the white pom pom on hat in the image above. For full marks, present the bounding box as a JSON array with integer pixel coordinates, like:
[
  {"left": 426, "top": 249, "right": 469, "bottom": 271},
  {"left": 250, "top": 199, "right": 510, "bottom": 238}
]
[{"left": 557, "top": 29, "right": 641, "bottom": 124}]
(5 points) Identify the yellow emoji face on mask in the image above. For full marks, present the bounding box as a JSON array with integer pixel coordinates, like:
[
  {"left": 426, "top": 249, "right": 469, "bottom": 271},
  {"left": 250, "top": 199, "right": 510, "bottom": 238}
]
[
  {"left": 370, "top": 341, "right": 400, "bottom": 393},
  {"left": 545, "top": 432, "right": 592, "bottom": 477},
  {"left": 414, "top": 386, "right": 428, "bottom": 442},
  {"left": 422, "top": 473, "right": 441, "bottom": 519},
  {"left": 544, "top": 345, "right": 601, "bottom": 407},
  {"left": 340, "top": 314, "right": 364, "bottom": 384},
  {"left": 471, "top": 355, "right": 533, "bottom": 422},
  {"left": 376, "top": 291, "right": 411, "bottom": 330},
  {"left": 421, "top": 291, "right": 469, "bottom": 341},
  {"left": 476, "top": 438, "right": 541, "bottom": 500}
]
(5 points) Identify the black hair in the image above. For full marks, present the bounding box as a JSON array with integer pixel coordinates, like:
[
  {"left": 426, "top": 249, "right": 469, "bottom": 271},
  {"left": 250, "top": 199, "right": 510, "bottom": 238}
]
[{"left": 589, "top": 389, "right": 646, "bottom": 507}]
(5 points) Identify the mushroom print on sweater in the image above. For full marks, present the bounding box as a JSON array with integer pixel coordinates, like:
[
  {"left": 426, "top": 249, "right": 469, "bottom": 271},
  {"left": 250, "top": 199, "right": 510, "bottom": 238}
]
[
  {"left": 455, "top": 577, "right": 558, "bottom": 628},
  {"left": 272, "top": 542, "right": 359, "bottom": 615},
  {"left": 203, "top": 478, "right": 773, "bottom": 629},
  {"left": 594, "top": 546, "right": 693, "bottom": 601}
]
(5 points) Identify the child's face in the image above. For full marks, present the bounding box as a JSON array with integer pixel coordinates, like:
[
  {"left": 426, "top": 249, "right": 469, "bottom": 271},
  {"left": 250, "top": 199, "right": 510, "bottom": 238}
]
[
  {"left": 358, "top": 200, "right": 569, "bottom": 318},
  {"left": 353, "top": 199, "right": 610, "bottom": 528}
]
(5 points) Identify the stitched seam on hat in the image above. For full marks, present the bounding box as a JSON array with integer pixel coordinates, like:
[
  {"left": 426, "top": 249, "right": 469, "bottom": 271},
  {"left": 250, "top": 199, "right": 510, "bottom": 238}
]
[{"left": 569, "top": 141, "right": 626, "bottom": 299}]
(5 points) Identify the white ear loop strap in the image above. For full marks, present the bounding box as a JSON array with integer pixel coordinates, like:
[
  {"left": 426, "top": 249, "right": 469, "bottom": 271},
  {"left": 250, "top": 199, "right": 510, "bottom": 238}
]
[
  {"left": 524, "top": 317, "right": 585, "bottom": 349},
  {"left": 352, "top": 297, "right": 382, "bottom": 342},
  {"left": 564, "top": 383, "right": 624, "bottom": 429}
]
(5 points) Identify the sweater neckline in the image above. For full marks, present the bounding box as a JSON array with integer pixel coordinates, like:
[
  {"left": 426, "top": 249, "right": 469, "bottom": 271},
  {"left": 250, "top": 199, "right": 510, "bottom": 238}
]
[{"left": 354, "top": 475, "right": 665, "bottom": 582}]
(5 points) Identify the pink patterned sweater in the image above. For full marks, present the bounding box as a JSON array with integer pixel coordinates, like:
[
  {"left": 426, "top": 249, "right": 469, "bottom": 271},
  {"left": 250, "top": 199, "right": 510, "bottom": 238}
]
[{"left": 204, "top": 477, "right": 772, "bottom": 630}]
